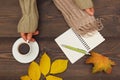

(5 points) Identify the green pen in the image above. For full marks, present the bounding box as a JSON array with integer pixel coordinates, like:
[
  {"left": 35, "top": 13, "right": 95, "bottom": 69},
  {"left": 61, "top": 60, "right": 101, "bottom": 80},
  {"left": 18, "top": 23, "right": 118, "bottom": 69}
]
[{"left": 61, "top": 44, "right": 88, "bottom": 54}]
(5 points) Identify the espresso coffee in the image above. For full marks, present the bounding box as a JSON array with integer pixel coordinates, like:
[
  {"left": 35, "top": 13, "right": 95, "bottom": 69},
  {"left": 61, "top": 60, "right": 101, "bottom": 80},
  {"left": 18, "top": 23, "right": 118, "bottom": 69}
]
[{"left": 18, "top": 43, "right": 30, "bottom": 55}]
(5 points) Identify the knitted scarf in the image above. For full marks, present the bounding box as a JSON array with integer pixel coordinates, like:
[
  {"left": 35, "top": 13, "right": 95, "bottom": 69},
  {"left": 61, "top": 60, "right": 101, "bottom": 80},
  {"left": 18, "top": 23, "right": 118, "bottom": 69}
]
[{"left": 53, "top": 0, "right": 103, "bottom": 36}]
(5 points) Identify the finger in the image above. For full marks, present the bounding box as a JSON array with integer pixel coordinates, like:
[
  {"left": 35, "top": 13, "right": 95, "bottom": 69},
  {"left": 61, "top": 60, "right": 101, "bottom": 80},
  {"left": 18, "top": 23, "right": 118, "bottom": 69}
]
[
  {"left": 85, "top": 8, "right": 94, "bottom": 16},
  {"left": 30, "top": 38, "right": 35, "bottom": 42},
  {"left": 27, "top": 33, "right": 33, "bottom": 41},
  {"left": 33, "top": 30, "right": 39, "bottom": 35},
  {"left": 20, "top": 33, "right": 27, "bottom": 41},
  {"left": 90, "top": 8, "right": 95, "bottom": 15},
  {"left": 85, "top": 8, "right": 93, "bottom": 16}
]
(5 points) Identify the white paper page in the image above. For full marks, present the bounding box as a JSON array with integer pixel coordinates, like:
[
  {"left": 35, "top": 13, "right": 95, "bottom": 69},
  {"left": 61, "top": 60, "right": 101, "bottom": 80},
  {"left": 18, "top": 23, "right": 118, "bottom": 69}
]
[
  {"left": 55, "top": 28, "right": 105, "bottom": 64},
  {"left": 81, "top": 31, "right": 105, "bottom": 51}
]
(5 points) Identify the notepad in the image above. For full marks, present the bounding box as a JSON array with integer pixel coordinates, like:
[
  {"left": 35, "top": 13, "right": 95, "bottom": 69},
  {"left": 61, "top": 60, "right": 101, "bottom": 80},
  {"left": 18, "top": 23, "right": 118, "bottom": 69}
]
[{"left": 55, "top": 28, "right": 105, "bottom": 64}]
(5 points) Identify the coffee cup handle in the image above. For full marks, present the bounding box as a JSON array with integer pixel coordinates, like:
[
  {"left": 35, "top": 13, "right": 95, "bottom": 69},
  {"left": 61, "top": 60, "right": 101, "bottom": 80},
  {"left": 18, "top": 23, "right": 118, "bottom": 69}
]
[{"left": 26, "top": 40, "right": 29, "bottom": 43}]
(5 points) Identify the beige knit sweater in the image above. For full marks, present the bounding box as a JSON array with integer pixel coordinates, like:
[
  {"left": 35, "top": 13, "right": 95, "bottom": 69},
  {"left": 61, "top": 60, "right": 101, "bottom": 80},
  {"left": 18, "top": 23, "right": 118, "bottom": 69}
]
[
  {"left": 53, "top": 0, "right": 101, "bottom": 36},
  {"left": 74, "top": 0, "right": 93, "bottom": 9},
  {"left": 18, "top": 0, "right": 95, "bottom": 34},
  {"left": 18, "top": 0, "right": 39, "bottom": 33}
]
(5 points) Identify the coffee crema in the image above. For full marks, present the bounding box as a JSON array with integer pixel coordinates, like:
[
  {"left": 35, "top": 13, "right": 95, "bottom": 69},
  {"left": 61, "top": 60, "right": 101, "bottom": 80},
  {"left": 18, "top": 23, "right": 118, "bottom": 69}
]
[{"left": 18, "top": 43, "right": 30, "bottom": 55}]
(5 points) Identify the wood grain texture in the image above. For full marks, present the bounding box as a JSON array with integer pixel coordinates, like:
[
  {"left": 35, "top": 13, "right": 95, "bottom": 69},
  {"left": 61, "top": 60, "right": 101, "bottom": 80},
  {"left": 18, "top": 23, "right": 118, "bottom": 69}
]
[
  {"left": 0, "top": 0, "right": 120, "bottom": 37},
  {"left": 0, "top": 0, "right": 120, "bottom": 80},
  {"left": 0, "top": 37, "right": 120, "bottom": 80}
]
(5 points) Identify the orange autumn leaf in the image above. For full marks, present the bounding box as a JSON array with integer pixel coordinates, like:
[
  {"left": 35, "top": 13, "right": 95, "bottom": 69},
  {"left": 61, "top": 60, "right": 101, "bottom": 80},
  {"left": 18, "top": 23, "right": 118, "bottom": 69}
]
[{"left": 86, "top": 52, "right": 115, "bottom": 74}]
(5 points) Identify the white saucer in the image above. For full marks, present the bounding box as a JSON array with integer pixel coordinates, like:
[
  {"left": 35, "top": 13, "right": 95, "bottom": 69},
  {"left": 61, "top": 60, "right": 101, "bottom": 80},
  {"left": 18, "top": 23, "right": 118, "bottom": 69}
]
[{"left": 12, "top": 38, "right": 39, "bottom": 63}]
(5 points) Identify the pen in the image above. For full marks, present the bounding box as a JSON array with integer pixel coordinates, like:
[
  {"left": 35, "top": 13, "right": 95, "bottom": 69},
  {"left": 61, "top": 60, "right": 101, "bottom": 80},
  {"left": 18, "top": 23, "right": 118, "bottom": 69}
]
[{"left": 61, "top": 44, "right": 88, "bottom": 54}]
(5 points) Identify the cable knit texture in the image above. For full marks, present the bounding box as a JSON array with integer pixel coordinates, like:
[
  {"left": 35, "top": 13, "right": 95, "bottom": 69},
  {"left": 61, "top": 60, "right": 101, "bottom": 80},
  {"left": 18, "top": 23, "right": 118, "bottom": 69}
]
[
  {"left": 53, "top": 0, "right": 101, "bottom": 36},
  {"left": 74, "top": 0, "right": 93, "bottom": 9},
  {"left": 18, "top": 0, "right": 39, "bottom": 33}
]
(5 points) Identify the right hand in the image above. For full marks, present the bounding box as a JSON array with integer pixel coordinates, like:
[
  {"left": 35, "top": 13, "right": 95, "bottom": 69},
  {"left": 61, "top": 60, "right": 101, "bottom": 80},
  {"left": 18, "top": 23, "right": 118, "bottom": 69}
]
[
  {"left": 20, "top": 30, "right": 39, "bottom": 42},
  {"left": 85, "top": 8, "right": 95, "bottom": 16}
]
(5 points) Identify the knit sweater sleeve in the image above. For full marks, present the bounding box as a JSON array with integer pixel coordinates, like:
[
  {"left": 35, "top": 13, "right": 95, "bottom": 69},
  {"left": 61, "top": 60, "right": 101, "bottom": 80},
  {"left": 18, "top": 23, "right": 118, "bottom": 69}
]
[
  {"left": 74, "top": 0, "right": 94, "bottom": 9},
  {"left": 18, "top": 0, "right": 39, "bottom": 33}
]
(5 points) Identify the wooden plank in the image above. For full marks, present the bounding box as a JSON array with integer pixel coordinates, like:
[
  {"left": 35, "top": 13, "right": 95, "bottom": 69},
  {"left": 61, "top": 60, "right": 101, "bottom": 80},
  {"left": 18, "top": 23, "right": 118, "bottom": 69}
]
[
  {"left": 1, "top": 37, "right": 120, "bottom": 56},
  {"left": 0, "top": 0, "right": 69, "bottom": 37},
  {"left": 0, "top": 0, "right": 120, "bottom": 80},
  {"left": 0, "top": 0, "right": 21, "bottom": 37},
  {"left": 0, "top": 0, "right": 120, "bottom": 37},
  {"left": 37, "top": 0, "right": 69, "bottom": 38},
  {"left": 0, "top": 37, "right": 120, "bottom": 80},
  {"left": 94, "top": 0, "right": 120, "bottom": 37}
]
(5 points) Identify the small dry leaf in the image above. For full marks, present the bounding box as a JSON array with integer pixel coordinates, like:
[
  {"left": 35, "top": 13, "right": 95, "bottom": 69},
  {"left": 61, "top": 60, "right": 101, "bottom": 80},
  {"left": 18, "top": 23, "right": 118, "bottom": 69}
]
[
  {"left": 28, "top": 61, "right": 41, "bottom": 80},
  {"left": 39, "top": 53, "right": 51, "bottom": 76},
  {"left": 86, "top": 52, "right": 115, "bottom": 74},
  {"left": 50, "top": 59, "right": 68, "bottom": 74},
  {"left": 20, "top": 75, "right": 31, "bottom": 80},
  {"left": 46, "top": 75, "right": 63, "bottom": 80}
]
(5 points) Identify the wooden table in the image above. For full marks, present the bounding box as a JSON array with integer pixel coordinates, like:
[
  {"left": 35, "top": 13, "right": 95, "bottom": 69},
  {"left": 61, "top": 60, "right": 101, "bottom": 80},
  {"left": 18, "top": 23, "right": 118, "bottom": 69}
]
[{"left": 0, "top": 0, "right": 120, "bottom": 80}]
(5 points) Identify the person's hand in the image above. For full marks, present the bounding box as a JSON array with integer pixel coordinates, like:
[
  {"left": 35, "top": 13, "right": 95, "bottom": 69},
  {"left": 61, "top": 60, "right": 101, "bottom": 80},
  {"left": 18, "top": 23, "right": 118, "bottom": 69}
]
[
  {"left": 20, "top": 30, "right": 39, "bottom": 42},
  {"left": 85, "top": 8, "right": 94, "bottom": 16}
]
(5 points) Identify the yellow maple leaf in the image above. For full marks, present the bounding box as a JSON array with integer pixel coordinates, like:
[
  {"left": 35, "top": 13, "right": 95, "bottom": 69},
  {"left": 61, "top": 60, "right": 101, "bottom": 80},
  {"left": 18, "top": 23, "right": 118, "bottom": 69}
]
[
  {"left": 28, "top": 61, "right": 41, "bottom": 80},
  {"left": 46, "top": 75, "right": 63, "bottom": 80},
  {"left": 39, "top": 53, "right": 51, "bottom": 76},
  {"left": 20, "top": 75, "right": 31, "bottom": 80},
  {"left": 86, "top": 52, "right": 115, "bottom": 74},
  {"left": 50, "top": 59, "right": 68, "bottom": 74}
]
